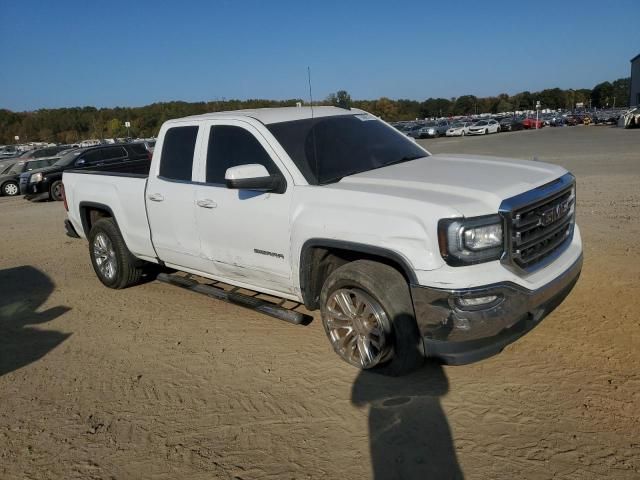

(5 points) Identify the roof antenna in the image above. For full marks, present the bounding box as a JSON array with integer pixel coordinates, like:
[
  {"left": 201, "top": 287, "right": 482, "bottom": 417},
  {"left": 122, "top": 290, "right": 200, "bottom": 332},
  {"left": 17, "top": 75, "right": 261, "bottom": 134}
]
[{"left": 307, "top": 66, "right": 314, "bottom": 119}]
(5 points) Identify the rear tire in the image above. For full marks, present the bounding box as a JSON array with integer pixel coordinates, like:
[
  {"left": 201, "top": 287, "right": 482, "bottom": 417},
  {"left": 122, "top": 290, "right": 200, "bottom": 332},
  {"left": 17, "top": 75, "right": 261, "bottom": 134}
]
[
  {"left": 2, "top": 181, "right": 19, "bottom": 196},
  {"left": 50, "top": 180, "right": 63, "bottom": 201},
  {"left": 88, "top": 218, "right": 145, "bottom": 289},
  {"left": 320, "top": 260, "right": 424, "bottom": 376}
]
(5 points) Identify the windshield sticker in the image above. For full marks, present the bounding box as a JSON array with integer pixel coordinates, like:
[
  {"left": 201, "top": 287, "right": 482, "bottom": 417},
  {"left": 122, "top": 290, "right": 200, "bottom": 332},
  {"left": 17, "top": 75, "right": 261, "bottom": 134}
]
[{"left": 355, "top": 113, "right": 377, "bottom": 121}]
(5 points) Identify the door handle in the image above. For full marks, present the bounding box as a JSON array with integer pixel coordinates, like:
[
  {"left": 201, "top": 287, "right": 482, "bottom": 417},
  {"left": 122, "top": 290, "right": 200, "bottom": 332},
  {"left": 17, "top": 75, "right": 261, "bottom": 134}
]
[
  {"left": 196, "top": 199, "right": 217, "bottom": 209},
  {"left": 147, "top": 193, "right": 164, "bottom": 202}
]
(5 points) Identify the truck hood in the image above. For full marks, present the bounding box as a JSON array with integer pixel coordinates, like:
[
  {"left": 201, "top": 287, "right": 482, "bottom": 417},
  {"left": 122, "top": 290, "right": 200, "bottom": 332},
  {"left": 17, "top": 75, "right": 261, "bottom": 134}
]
[{"left": 332, "top": 154, "right": 568, "bottom": 217}]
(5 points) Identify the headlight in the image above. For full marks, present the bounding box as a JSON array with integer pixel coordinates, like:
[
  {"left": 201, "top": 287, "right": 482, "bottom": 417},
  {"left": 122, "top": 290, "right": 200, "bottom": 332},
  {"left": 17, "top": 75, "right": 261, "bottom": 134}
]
[
  {"left": 30, "top": 172, "right": 43, "bottom": 183},
  {"left": 438, "top": 215, "right": 504, "bottom": 265},
  {"left": 428, "top": 128, "right": 435, "bottom": 134}
]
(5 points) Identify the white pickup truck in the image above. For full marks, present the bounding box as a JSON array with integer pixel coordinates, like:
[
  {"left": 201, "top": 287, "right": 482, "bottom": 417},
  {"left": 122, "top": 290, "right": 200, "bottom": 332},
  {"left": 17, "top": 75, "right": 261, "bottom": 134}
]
[{"left": 63, "top": 106, "right": 582, "bottom": 375}]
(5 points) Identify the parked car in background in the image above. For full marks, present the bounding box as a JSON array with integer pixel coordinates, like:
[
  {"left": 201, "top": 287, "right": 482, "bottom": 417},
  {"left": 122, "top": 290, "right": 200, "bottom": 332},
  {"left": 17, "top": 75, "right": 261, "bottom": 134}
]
[
  {"left": 11, "top": 145, "right": 70, "bottom": 161},
  {"left": 404, "top": 123, "right": 425, "bottom": 138},
  {"left": 499, "top": 118, "right": 513, "bottom": 131},
  {"left": 445, "top": 121, "right": 474, "bottom": 136},
  {"left": 564, "top": 115, "right": 580, "bottom": 126},
  {"left": 416, "top": 121, "right": 450, "bottom": 138},
  {"left": 0, "top": 157, "right": 59, "bottom": 196},
  {"left": 522, "top": 117, "right": 544, "bottom": 129},
  {"left": 20, "top": 143, "right": 151, "bottom": 201},
  {"left": 467, "top": 119, "right": 500, "bottom": 135},
  {"left": 141, "top": 140, "right": 156, "bottom": 153},
  {"left": 0, "top": 146, "right": 19, "bottom": 157}
]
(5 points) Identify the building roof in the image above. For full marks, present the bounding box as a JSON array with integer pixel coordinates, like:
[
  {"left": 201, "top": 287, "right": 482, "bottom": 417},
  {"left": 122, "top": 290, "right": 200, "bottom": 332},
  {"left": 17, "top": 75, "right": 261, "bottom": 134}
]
[
  {"left": 631, "top": 53, "right": 640, "bottom": 63},
  {"left": 178, "top": 106, "right": 365, "bottom": 125}
]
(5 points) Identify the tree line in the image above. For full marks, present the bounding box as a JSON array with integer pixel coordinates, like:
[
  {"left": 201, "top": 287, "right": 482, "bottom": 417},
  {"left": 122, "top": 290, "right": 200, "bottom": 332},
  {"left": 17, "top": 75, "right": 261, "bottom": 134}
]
[{"left": 0, "top": 78, "right": 629, "bottom": 144}]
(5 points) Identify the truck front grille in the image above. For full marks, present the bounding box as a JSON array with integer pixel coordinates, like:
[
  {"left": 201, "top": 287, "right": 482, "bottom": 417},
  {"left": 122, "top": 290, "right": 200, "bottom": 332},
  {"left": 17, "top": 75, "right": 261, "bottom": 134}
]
[{"left": 500, "top": 174, "right": 576, "bottom": 271}]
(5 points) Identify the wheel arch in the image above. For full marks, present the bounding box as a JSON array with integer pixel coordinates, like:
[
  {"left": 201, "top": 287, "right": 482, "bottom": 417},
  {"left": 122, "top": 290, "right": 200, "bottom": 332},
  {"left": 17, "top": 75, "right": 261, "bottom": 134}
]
[
  {"left": 299, "top": 238, "right": 417, "bottom": 310},
  {"left": 79, "top": 201, "right": 118, "bottom": 237}
]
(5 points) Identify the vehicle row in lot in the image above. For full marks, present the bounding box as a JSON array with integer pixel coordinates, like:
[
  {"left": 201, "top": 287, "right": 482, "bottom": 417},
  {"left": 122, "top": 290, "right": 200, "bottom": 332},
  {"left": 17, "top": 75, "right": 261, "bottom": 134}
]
[
  {"left": 0, "top": 143, "right": 151, "bottom": 199},
  {"left": 0, "top": 157, "right": 59, "bottom": 196},
  {"left": 392, "top": 108, "right": 625, "bottom": 140}
]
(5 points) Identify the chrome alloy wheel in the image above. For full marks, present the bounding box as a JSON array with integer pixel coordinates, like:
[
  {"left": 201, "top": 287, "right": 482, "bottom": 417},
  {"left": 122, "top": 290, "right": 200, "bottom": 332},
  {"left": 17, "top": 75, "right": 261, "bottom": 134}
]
[
  {"left": 93, "top": 232, "right": 117, "bottom": 281},
  {"left": 324, "top": 288, "right": 391, "bottom": 369}
]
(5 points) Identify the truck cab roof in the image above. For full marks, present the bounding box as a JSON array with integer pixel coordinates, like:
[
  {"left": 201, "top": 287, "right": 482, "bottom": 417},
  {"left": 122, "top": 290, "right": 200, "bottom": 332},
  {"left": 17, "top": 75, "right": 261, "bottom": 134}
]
[{"left": 178, "top": 106, "right": 367, "bottom": 125}]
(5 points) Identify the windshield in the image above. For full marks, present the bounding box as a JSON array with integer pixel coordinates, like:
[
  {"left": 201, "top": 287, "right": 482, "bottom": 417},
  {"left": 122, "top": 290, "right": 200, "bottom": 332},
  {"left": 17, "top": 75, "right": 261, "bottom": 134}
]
[
  {"left": 53, "top": 149, "right": 83, "bottom": 167},
  {"left": 267, "top": 114, "right": 428, "bottom": 185},
  {"left": 474, "top": 121, "right": 488, "bottom": 126}
]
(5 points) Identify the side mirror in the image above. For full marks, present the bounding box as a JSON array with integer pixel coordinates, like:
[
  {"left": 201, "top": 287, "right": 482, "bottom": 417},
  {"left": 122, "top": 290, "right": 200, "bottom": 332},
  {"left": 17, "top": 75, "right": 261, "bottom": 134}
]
[
  {"left": 75, "top": 158, "right": 86, "bottom": 166},
  {"left": 225, "top": 164, "right": 285, "bottom": 194}
]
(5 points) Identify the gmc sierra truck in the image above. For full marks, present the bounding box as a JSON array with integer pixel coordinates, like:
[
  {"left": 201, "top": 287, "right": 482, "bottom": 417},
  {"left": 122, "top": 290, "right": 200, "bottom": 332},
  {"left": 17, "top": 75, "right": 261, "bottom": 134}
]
[{"left": 62, "top": 107, "right": 582, "bottom": 375}]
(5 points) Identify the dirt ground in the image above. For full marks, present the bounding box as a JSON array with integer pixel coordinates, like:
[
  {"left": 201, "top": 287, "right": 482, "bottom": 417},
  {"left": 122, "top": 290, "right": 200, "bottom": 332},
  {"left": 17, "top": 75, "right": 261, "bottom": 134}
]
[{"left": 1, "top": 126, "right": 639, "bottom": 479}]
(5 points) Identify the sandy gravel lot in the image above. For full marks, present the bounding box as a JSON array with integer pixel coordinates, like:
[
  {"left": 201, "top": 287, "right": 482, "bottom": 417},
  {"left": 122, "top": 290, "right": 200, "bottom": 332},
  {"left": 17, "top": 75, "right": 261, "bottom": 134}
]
[{"left": 1, "top": 126, "right": 639, "bottom": 479}]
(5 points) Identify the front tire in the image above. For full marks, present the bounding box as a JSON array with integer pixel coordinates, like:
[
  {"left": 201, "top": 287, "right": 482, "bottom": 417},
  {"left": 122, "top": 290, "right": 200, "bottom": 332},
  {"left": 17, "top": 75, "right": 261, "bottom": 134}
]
[
  {"left": 2, "top": 181, "right": 19, "bottom": 196},
  {"left": 320, "top": 260, "right": 423, "bottom": 376},
  {"left": 88, "top": 218, "right": 145, "bottom": 289},
  {"left": 50, "top": 180, "right": 63, "bottom": 201}
]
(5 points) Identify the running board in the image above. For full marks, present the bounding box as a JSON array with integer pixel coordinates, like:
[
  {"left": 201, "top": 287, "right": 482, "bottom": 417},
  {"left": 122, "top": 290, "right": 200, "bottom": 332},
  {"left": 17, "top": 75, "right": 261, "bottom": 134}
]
[{"left": 156, "top": 273, "right": 313, "bottom": 325}]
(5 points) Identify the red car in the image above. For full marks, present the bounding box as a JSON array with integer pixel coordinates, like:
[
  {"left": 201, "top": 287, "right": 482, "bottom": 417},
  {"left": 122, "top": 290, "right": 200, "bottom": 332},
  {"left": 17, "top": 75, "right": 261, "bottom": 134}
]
[{"left": 522, "top": 117, "right": 544, "bottom": 129}]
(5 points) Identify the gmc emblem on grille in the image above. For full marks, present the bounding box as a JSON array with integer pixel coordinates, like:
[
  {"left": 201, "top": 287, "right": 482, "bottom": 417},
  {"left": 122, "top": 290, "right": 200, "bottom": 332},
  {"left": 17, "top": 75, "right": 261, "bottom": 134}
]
[{"left": 540, "top": 200, "right": 570, "bottom": 226}]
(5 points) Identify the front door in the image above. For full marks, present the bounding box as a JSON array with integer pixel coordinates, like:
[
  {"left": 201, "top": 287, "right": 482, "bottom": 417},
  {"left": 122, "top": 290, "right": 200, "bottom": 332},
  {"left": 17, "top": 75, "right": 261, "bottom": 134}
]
[{"left": 192, "top": 120, "right": 293, "bottom": 295}]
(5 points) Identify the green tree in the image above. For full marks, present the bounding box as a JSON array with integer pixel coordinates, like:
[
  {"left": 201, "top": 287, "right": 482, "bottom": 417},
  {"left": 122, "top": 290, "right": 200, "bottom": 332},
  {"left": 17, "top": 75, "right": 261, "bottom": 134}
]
[
  {"left": 107, "top": 118, "right": 121, "bottom": 138},
  {"left": 453, "top": 95, "right": 478, "bottom": 115},
  {"left": 496, "top": 99, "right": 513, "bottom": 113},
  {"left": 333, "top": 90, "right": 352, "bottom": 109},
  {"left": 591, "top": 81, "right": 614, "bottom": 108},
  {"left": 611, "top": 78, "right": 630, "bottom": 107}
]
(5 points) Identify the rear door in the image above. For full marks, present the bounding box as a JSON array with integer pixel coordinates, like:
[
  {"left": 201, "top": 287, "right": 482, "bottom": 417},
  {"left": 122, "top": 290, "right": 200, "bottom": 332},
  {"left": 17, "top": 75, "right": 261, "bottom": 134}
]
[
  {"left": 145, "top": 123, "right": 204, "bottom": 270},
  {"left": 191, "top": 120, "right": 293, "bottom": 294}
]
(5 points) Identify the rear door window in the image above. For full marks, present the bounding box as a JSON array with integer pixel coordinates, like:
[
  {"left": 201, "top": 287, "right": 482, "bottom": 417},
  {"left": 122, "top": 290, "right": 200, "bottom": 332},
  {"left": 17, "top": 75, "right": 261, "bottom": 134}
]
[
  {"left": 159, "top": 126, "right": 199, "bottom": 181},
  {"left": 80, "top": 150, "right": 103, "bottom": 165},
  {"left": 99, "top": 146, "right": 127, "bottom": 162},
  {"left": 205, "top": 125, "right": 278, "bottom": 184}
]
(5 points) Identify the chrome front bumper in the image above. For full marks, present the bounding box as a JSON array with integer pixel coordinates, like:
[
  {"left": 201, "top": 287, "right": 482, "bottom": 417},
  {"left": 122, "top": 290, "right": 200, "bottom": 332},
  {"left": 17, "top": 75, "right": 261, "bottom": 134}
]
[{"left": 410, "top": 255, "right": 582, "bottom": 365}]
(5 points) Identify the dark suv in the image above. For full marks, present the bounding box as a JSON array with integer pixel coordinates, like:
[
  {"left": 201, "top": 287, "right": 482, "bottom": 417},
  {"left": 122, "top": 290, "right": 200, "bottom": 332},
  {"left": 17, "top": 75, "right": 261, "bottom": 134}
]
[
  {"left": 20, "top": 143, "right": 150, "bottom": 201},
  {"left": 0, "top": 157, "right": 60, "bottom": 196}
]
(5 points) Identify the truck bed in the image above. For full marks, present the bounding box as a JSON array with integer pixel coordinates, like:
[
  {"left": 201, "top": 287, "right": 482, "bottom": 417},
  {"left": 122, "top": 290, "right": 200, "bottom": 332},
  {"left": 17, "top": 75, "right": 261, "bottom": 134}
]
[{"left": 63, "top": 161, "right": 157, "bottom": 261}]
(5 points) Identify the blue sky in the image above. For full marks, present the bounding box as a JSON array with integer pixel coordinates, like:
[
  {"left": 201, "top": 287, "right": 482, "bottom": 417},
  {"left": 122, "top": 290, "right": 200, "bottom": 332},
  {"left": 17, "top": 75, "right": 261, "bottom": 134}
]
[{"left": 0, "top": 0, "right": 638, "bottom": 111}]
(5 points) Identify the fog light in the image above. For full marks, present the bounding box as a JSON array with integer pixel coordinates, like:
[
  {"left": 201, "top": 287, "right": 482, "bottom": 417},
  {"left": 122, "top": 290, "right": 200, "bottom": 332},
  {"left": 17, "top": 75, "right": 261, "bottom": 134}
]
[{"left": 455, "top": 295, "right": 499, "bottom": 308}]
